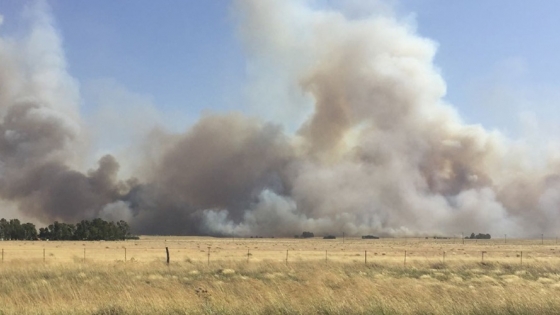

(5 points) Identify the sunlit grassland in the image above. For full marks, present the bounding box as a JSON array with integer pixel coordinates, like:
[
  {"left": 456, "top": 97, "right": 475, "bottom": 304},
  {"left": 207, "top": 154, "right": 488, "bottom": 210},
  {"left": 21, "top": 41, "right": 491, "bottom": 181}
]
[{"left": 2, "top": 237, "right": 560, "bottom": 314}]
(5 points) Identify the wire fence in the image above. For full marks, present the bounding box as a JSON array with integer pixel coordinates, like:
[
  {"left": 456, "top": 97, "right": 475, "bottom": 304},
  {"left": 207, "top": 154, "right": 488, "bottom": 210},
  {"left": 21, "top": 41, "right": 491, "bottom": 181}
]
[
  {"left": 2, "top": 237, "right": 560, "bottom": 265},
  {"left": 0, "top": 246, "right": 558, "bottom": 266}
]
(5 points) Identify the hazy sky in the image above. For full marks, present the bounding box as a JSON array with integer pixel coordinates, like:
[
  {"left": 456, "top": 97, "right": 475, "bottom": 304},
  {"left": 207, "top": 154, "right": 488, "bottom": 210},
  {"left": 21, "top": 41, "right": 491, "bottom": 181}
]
[{"left": 1, "top": 0, "right": 560, "bottom": 142}]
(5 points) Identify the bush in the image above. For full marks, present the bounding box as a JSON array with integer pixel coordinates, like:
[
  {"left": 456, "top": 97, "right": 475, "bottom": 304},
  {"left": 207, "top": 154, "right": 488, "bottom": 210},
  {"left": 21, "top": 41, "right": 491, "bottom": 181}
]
[
  {"left": 362, "top": 235, "right": 379, "bottom": 239},
  {"left": 467, "top": 233, "right": 491, "bottom": 239}
]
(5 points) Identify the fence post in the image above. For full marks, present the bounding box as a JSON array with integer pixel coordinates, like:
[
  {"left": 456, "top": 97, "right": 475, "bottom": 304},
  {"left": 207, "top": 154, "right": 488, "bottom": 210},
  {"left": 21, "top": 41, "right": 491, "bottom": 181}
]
[
  {"left": 166, "top": 247, "right": 170, "bottom": 265},
  {"left": 443, "top": 251, "right": 445, "bottom": 264},
  {"left": 43, "top": 248, "right": 45, "bottom": 263},
  {"left": 207, "top": 247, "right": 210, "bottom": 265},
  {"left": 83, "top": 248, "right": 86, "bottom": 263},
  {"left": 520, "top": 251, "right": 523, "bottom": 266},
  {"left": 1, "top": 248, "right": 3, "bottom": 263},
  {"left": 404, "top": 250, "right": 407, "bottom": 267},
  {"left": 124, "top": 248, "right": 127, "bottom": 262},
  {"left": 481, "top": 251, "right": 485, "bottom": 262},
  {"left": 325, "top": 250, "right": 328, "bottom": 263},
  {"left": 247, "top": 249, "right": 250, "bottom": 263},
  {"left": 286, "top": 250, "right": 288, "bottom": 265},
  {"left": 365, "top": 250, "right": 367, "bottom": 265}
]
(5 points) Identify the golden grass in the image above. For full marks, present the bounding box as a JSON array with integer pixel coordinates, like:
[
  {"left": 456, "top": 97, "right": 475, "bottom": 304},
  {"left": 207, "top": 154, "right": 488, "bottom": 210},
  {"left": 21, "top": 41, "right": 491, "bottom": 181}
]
[
  {"left": 2, "top": 237, "right": 560, "bottom": 314},
  {"left": 2, "top": 236, "right": 558, "bottom": 264}
]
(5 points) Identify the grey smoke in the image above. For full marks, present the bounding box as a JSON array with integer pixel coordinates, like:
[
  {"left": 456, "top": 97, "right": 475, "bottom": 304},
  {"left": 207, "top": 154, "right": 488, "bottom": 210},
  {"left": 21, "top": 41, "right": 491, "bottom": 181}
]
[{"left": 1, "top": 0, "right": 559, "bottom": 238}]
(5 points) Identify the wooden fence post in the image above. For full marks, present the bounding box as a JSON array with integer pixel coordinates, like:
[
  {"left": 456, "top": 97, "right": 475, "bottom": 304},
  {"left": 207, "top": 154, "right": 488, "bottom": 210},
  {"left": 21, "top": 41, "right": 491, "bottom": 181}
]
[
  {"left": 166, "top": 247, "right": 170, "bottom": 265},
  {"left": 404, "top": 250, "right": 407, "bottom": 267},
  {"left": 207, "top": 247, "right": 210, "bottom": 265},
  {"left": 83, "top": 248, "right": 86, "bottom": 263},
  {"left": 443, "top": 251, "right": 445, "bottom": 264},
  {"left": 43, "top": 248, "right": 45, "bottom": 263},
  {"left": 1, "top": 248, "right": 3, "bottom": 263},
  {"left": 247, "top": 249, "right": 250, "bottom": 263},
  {"left": 520, "top": 251, "right": 523, "bottom": 266},
  {"left": 286, "top": 250, "right": 288, "bottom": 265},
  {"left": 124, "top": 248, "right": 127, "bottom": 262},
  {"left": 325, "top": 250, "right": 328, "bottom": 263},
  {"left": 365, "top": 250, "right": 367, "bottom": 265}
]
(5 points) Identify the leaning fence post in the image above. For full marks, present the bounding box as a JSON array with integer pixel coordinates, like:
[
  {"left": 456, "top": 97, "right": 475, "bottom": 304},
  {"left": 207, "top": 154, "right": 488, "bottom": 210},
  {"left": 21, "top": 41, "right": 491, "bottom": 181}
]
[{"left": 166, "top": 247, "right": 170, "bottom": 265}]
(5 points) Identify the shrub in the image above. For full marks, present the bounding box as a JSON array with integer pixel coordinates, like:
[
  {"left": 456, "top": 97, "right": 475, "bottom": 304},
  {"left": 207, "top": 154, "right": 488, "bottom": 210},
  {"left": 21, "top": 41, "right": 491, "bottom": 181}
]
[{"left": 362, "top": 235, "right": 379, "bottom": 239}]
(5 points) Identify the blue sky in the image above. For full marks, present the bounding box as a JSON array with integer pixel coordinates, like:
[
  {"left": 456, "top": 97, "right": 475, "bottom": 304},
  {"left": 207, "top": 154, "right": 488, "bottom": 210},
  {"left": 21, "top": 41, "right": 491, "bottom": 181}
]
[
  {"left": 1, "top": 0, "right": 559, "bottom": 137},
  {"left": 403, "top": 0, "right": 560, "bottom": 136}
]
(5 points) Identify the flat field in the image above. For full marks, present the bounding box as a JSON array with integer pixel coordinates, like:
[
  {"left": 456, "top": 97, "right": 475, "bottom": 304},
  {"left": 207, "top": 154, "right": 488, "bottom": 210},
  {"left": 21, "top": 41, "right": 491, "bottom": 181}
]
[{"left": 2, "top": 236, "right": 560, "bottom": 314}]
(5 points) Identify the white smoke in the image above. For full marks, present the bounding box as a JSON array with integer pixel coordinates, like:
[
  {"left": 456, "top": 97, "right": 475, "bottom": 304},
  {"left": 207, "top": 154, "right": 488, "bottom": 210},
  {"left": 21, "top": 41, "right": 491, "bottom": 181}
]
[
  {"left": 2, "top": 0, "right": 560, "bottom": 239},
  {"left": 100, "top": 200, "right": 133, "bottom": 223},
  {"left": 196, "top": 0, "right": 558, "bottom": 238}
]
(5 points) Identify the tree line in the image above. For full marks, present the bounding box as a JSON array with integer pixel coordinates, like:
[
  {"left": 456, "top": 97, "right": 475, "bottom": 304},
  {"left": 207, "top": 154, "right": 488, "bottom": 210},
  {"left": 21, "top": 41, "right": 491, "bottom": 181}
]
[
  {"left": 467, "top": 233, "right": 491, "bottom": 239},
  {"left": 0, "top": 218, "right": 137, "bottom": 241}
]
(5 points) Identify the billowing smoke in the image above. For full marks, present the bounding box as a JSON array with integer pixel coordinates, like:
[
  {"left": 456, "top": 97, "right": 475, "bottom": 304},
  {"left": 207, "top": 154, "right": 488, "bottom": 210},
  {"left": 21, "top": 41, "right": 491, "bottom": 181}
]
[
  {"left": 0, "top": 2, "right": 132, "bottom": 224},
  {"left": 1, "top": 0, "right": 559, "bottom": 237}
]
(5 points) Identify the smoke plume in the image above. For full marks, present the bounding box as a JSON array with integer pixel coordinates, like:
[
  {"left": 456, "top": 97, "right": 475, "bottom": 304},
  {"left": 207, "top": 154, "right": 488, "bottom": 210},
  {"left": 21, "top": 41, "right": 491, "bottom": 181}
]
[{"left": 1, "top": 0, "right": 559, "bottom": 237}]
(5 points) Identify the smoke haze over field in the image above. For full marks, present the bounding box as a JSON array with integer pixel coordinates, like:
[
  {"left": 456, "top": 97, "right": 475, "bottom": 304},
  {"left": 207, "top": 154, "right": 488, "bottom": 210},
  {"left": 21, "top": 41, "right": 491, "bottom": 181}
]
[{"left": 1, "top": 0, "right": 560, "bottom": 237}]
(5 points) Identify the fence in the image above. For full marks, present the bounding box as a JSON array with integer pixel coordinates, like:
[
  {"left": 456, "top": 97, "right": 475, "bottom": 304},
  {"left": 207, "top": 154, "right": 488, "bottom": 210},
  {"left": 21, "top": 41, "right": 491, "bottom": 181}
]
[
  {"left": 0, "top": 246, "right": 554, "bottom": 266},
  {"left": 1, "top": 237, "right": 560, "bottom": 265}
]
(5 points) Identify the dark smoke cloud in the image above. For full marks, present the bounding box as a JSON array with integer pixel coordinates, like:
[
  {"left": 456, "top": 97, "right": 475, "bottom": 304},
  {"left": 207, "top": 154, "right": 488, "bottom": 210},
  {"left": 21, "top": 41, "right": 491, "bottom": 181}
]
[
  {"left": 2, "top": 0, "right": 560, "bottom": 238},
  {"left": 128, "top": 113, "right": 293, "bottom": 235},
  {"left": 0, "top": 102, "right": 129, "bottom": 222},
  {"left": 0, "top": 2, "right": 129, "bottom": 223}
]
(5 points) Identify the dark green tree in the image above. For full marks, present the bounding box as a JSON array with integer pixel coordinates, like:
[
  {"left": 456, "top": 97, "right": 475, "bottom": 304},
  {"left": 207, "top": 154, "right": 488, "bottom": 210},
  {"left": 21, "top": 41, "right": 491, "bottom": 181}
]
[
  {"left": 0, "top": 218, "right": 9, "bottom": 240},
  {"left": 21, "top": 223, "right": 37, "bottom": 240},
  {"left": 5, "top": 218, "right": 134, "bottom": 241},
  {"left": 117, "top": 220, "right": 131, "bottom": 240},
  {"left": 9, "top": 219, "right": 24, "bottom": 240}
]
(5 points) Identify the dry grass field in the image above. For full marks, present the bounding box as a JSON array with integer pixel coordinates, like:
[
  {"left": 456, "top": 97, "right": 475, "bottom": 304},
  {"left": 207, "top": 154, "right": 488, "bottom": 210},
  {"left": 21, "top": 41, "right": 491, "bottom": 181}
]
[{"left": 3, "top": 236, "right": 560, "bottom": 314}]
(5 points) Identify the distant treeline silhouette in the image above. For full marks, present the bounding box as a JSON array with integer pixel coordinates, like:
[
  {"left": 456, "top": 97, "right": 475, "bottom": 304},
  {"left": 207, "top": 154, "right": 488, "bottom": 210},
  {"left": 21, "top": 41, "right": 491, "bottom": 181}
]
[
  {"left": 0, "top": 218, "right": 137, "bottom": 241},
  {"left": 467, "top": 233, "right": 491, "bottom": 239}
]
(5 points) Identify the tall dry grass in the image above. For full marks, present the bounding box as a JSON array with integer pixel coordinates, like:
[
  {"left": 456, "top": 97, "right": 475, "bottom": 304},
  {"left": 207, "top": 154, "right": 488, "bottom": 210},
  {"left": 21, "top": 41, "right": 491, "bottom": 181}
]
[{"left": 2, "top": 258, "right": 560, "bottom": 314}]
